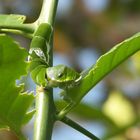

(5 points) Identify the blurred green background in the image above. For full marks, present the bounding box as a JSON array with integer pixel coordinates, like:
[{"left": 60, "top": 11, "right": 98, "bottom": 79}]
[{"left": 0, "top": 0, "right": 140, "bottom": 140}]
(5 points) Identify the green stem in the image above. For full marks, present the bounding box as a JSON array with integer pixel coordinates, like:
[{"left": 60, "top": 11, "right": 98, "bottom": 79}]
[
  {"left": 57, "top": 103, "right": 76, "bottom": 120},
  {"left": 34, "top": 87, "right": 55, "bottom": 140},
  {"left": 0, "top": 29, "right": 33, "bottom": 38},
  {"left": 0, "top": 23, "right": 35, "bottom": 33},
  {"left": 61, "top": 116, "right": 100, "bottom": 140},
  {"left": 33, "top": 0, "right": 58, "bottom": 140},
  {"left": 37, "top": 0, "right": 58, "bottom": 25}
]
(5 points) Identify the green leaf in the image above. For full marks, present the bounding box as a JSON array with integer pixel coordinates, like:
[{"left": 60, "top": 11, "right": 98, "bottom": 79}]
[
  {"left": 0, "top": 34, "right": 34, "bottom": 140},
  {"left": 63, "top": 32, "right": 140, "bottom": 110},
  {"left": 22, "top": 109, "right": 36, "bottom": 125},
  {"left": 0, "top": 14, "right": 26, "bottom": 25}
]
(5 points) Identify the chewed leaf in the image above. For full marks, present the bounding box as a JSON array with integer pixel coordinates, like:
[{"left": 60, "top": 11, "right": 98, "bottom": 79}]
[
  {"left": 0, "top": 14, "right": 26, "bottom": 25},
  {"left": 0, "top": 34, "right": 34, "bottom": 140},
  {"left": 22, "top": 109, "right": 36, "bottom": 125},
  {"left": 62, "top": 32, "right": 140, "bottom": 109}
]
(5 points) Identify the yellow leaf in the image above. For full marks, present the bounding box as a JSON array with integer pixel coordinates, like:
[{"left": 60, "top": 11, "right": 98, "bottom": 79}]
[{"left": 103, "top": 91, "right": 136, "bottom": 127}]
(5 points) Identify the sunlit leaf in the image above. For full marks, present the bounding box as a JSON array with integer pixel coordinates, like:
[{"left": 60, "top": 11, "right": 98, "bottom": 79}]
[
  {"left": 131, "top": 52, "right": 140, "bottom": 74},
  {"left": 0, "top": 34, "right": 34, "bottom": 140},
  {"left": 64, "top": 32, "right": 140, "bottom": 107},
  {"left": 0, "top": 14, "right": 26, "bottom": 25}
]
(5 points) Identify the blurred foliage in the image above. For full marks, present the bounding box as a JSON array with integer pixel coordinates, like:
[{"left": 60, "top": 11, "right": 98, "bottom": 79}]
[
  {"left": 0, "top": 130, "right": 18, "bottom": 140},
  {"left": 103, "top": 91, "right": 136, "bottom": 127},
  {"left": 0, "top": 0, "right": 140, "bottom": 139}
]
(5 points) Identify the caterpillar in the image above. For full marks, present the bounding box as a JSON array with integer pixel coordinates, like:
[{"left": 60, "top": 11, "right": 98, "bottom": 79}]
[{"left": 29, "top": 23, "right": 53, "bottom": 87}]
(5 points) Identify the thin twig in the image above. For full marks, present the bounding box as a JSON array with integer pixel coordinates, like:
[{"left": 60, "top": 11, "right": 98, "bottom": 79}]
[{"left": 61, "top": 116, "right": 100, "bottom": 140}]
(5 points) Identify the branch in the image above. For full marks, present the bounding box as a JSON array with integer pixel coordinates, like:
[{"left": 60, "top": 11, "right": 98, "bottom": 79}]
[
  {"left": 33, "top": 0, "right": 58, "bottom": 140},
  {"left": 0, "top": 29, "right": 33, "bottom": 38},
  {"left": 61, "top": 116, "right": 100, "bottom": 140},
  {"left": 34, "top": 87, "right": 56, "bottom": 140},
  {"left": 37, "top": 0, "right": 58, "bottom": 25},
  {"left": 0, "top": 23, "right": 35, "bottom": 34}
]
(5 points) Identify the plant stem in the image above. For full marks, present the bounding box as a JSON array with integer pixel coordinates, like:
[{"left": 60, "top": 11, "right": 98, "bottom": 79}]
[
  {"left": 0, "top": 23, "right": 35, "bottom": 33},
  {"left": 61, "top": 116, "right": 100, "bottom": 140},
  {"left": 33, "top": 0, "right": 58, "bottom": 140},
  {"left": 34, "top": 87, "right": 55, "bottom": 140},
  {"left": 0, "top": 29, "right": 33, "bottom": 38},
  {"left": 57, "top": 103, "right": 76, "bottom": 120},
  {"left": 37, "top": 0, "right": 58, "bottom": 25}
]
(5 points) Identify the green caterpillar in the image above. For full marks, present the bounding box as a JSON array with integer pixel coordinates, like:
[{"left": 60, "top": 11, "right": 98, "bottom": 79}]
[{"left": 29, "top": 23, "right": 53, "bottom": 87}]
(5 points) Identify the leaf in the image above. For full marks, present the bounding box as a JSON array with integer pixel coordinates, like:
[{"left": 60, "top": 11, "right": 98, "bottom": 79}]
[
  {"left": 103, "top": 91, "right": 136, "bottom": 127},
  {"left": 22, "top": 109, "right": 36, "bottom": 125},
  {"left": 0, "top": 34, "right": 34, "bottom": 140},
  {"left": 0, "top": 14, "right": 26, "bottom": 25},
  {"left": 63, "top": 32, "right": 140, "bottom": 108}
]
